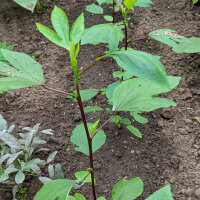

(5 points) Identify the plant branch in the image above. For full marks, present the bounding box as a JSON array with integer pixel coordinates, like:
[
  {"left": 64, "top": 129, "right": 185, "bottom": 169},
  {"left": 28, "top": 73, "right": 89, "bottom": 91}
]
[
  {"left": 80, "top": 56, "right": 104, "bottom": 76},
  {"left": 91, "top": 110, "right": 118, "bottom": 139},
  {"left": 124, "top": 23, "right": 128, "bottom": 50},
  {"left": 76, "top": 83, "right": 97, "bottom": 200},
  {"left": 41, "top": 84, "right": 74, "bottom": 97}
]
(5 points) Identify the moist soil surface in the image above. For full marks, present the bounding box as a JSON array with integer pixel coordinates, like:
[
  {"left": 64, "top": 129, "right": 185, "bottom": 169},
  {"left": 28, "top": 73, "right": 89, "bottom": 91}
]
[{"left": 0, "top": 0, "right": 200, "bottom": 199}]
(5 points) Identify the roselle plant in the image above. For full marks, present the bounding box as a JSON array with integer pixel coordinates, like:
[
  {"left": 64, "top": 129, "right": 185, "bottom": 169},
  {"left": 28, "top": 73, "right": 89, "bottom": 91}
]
[{"left": 0, "top": 3, "right": 180, "bottom": 199}]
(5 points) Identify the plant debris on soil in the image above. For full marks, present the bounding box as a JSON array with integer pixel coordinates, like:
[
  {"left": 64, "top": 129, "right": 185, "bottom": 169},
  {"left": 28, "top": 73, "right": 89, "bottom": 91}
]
[{"left": 0, "top": 0, "right": 200, "bottom": 199}]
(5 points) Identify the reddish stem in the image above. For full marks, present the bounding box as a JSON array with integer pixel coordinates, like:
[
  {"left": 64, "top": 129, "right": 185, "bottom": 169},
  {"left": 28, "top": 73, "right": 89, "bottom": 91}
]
[
  {"left": 41, "top": 84, "right": 74, "bottom": 97},
  {"left": 92, "top": 110, "right": 118, "bottom": 139},
  {"left": 76, "top": 83, "right": 97, "bottom": 200},
  {"left": 124, "top": 23, "right": 128, "bottom": 50}
]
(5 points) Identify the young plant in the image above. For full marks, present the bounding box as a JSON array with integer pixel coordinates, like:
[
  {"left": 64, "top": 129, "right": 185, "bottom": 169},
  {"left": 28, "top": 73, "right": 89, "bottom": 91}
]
[
  {"left": 0, "top": 114, "right": 57, "bottom": 199},
  {"left": 0, "top": 4, "right": 180, "bottom": 200}
]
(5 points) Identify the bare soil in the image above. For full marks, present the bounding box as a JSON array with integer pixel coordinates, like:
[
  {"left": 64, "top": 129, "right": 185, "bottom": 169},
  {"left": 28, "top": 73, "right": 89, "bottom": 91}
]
[{"left": 0, "top": 0, "right": 200, "bottom": 199}]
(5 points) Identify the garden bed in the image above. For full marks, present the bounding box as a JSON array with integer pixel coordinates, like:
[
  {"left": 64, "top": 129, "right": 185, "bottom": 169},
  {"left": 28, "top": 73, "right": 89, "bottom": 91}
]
[{"left": 0, "top": 0, "right": 200, "bottom": 199}]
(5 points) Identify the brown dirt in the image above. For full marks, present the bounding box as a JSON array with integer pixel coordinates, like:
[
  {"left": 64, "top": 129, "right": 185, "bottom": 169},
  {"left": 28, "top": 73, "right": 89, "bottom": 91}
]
[{"left": 0, "top": 0, "right": 200, "bottom": 199}]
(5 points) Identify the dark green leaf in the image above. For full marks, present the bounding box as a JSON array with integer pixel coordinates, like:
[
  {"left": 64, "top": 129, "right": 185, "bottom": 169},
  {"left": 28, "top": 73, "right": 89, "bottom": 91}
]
[
  {"left": 120, "top": 118, "right": 131, "bottom": 125},
  {"left": 109, "top": 48, "right": 169, "bottom": 87},
  {"left": 113, "top": 71, "right": 133, "bottom": 80},
  {"left": 34, "top": 179, "right": 75, "bottom": 200},
  {"left": 0, "top": 50, "right": 44, "bottom": 93},
  {"left": 85, "top": 4, "right": 103, "bottom": 14},
  {"left": 70, "top": 123, "right": 106, "bottom": 156},
  {"left": 126, "top": 125, "right": 142, "bottom": 138},
  {"left": 106, "top": 81, "right": 121, "bottom": 103},
  {"left": 112, "top": 177, "right": 144, "bottom": 200},
  {"left": 81, "top": 23, "right": 124, "bottom": 52},
  {"left": 74, "top": 89, "right": 98, "bottom": 102},
  {"left": 110, "top": 115, "right": 121, "bottom": 124},
  {"left": 113, "top": 76, "right": 181, "bottom": 112},
  {"left": 145, "top": 185, "right": 173, "bottom": 200},
  {"left": 75, "top": 171, "right": 92, "bottom": 183},
  {"left": 130, "top": 111, "right": 148, "bottom": 124}
]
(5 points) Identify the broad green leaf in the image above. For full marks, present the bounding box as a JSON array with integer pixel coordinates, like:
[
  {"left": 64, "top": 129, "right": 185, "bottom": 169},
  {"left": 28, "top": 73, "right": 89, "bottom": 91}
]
[
  {"left": 34, "top": 179, "right": 75, "bottom": 200},
  {"left": 70, "top": 13, "right": 85, "bottom": 45},
  {"left": 149, "top": 29, "right": 200, "bottom": 53},
  {"left": 39, "top": 177, "right": 52, "bottom": 184},
  {"left": 81, "top": 23, "right": 124, "bottom": 52},
  {"left": 134, "top": 0, "right": 154, "bottom": 7},
  {"left": 0, "top": 131, "right": 21, "bottom": 149},
  {"left": 13, "top": 0, "right": 37, "bottom": 12},
  {"left": 97, "top": 0, "right": 108, "bottom": 5},
  {"left": 113, "top": 76, "right": 181, "bottom": 112},
  {"left": 85, "top": 4, "right": 103, "bottom": 14},
  {"left": 126, "top": 125, "right": 142, "bottom": 138},
  {"left": 0, "top": 50, "right": 44, "bottom": 93},
  {"left": 0, "top": 114, "right": 7, "bottom": 130},
  {"left": 109, "top": 48, "right": 169, "bottom": 87},
  {"left": 74, "top": 89, "right": 99, "bottom": 102},
  {"left": 124, "top": 0, "right": 138, "bottom": 9},
  {"left": 104, "top": 15, "right": 113, "bottom": 22},
  {"left": 75, "top": 171, "right": 93, "bottom": 183},
  {"left": 83, "top": 106, "right": 102, "bottom": 113},
  {"left": 15, "top": 171, "right": 25, "bottom": 184},
  {"left": 130, "top": 111, "right": 148, "bottom": 124},
  {"left": 112, "top": 177, "right": 144, "bottom": 200},
  {"left": 145, "top": 185, "right": 173, "bottom": 200},
  {"left": 70, "top": 123, "right": 106, "bottom": 156},
  {"left": 4, "top": 167, "right": 18, "bottom": 174},
  {"left": 0, "top": 42, "right": 16, "bottom": 62},
  {"left": 110, "top": 115, "right": 121, "bottom": 124}
]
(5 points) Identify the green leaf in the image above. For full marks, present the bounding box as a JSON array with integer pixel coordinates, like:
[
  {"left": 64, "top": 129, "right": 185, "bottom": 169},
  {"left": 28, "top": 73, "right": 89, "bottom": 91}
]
[
  {"left": 0, "top": 173, "right": 9, "bottom": 182},
  {"left": 0, "top": 50, "right": 44, "bottom": 93},
  {"left": 70, "top": 123, "right": 106, "bottom": 156},
  {"left": 0, "top": 42, "right": 16, "bottom": 62},
  {"left": 81, "top": 23, "right": 124, "bottom": 52},
  {"left": 124, "top": 0, "right": 138, "bottom": 9},
  {"left": 74, "top": 89, "right": 99, "bottom": 102},
  {"left": 13, "top": 0, "right": 37, "bottom": 12},
  {"left": 34, "top": 179, "right": 75, "bottom": 200},
  {"left": 97, "top": 0, "right": 108, "bottom": 5},
  {"left": 0, "top": 114, "right": 7, "bottom": 130},
  {"left": 134, "top": 0, "right": 154, "bottom": 7},
  {"left": 145, "top": 185, "right": 173, "bottom": 200},
  {"left": 120, "top": 118, "right": 131, "bottom": 125},
  {"left": 97, "top": 197, "right": 106, "bottom": 200},
  {"left": 113, "top": 71, "right": 133, "bottom": 80},
  {"left": 126, "top": 125, "right": 142, "bottom": 138},
  {"left": 193, "top": 0, "right": 199, "bottom": 4},
  {"left": 15, "top": 171, "right": 25, "bottom": 184},
  {"left": 149, "top": 29, "right": 200, "bottom": 53},
  {"left": 113, "top": 76, "right": 181, "bottom": 112},
  {"left": 85, "top": 4, "right": 103, "bottom": 14},
  {"left": 55, "top": 164, "right": 65, "bottom": 179},
  {"left": 130, "top": 111, "right": 148, "bottom": 124},
  {"left": 109, "top": 48, "right": 169, "bottom": 87},
  {"left": 106, "top": 81, "right": 121, "bottom": 103},
  {"left": 112, "top": 177, "right": 144, "bottom": 200},
  {"left": 47, "top": 151, "right": 58, "bottom": 164},
  {"left": 104, "top": 15, "right": 113, "bottom": 22},
  {"left": 75, "top": 171, "right": 93, "bottom": 183},
  {"left": 110, "top": 115, "right": 121, "bottom": 124},
  {"left": 74, "top": 193, "right": 86, "bottom": 200},
  {"left": 83, "top": 106, "right": 102, "bottom": 113},
  {"left": 70, "top": 13, "right": 85, "bottom": 45}
]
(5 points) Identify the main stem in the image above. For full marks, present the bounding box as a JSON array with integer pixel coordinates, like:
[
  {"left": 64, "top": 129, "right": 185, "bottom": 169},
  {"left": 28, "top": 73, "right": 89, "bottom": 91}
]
[
  {"left": 124, "top": 23, "right": 128, "bottom": 50},
  {"left": 76, "top": 82, "right": 97, "bottom": 200}
]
